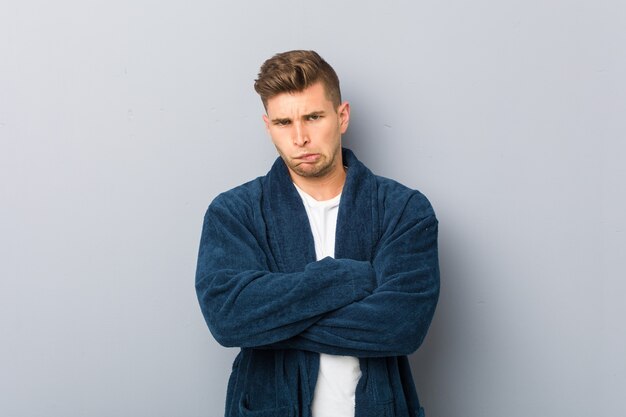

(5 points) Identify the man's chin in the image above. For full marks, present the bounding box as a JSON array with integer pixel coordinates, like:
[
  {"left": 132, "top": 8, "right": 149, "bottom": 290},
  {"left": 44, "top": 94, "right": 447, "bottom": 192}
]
[
  {"left": 291, "top": 165, "right": 323, "bottom": 178},
  {"left": 290, "top": 161, "right": 322, "bottom": 177},
  {"left": 293, "top": 169, "right": 320, "bottom": 178}
]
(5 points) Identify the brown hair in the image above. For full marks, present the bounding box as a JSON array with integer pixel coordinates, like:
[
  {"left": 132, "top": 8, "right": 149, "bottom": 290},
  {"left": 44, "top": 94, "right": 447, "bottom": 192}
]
[{"left": 254, "top": 50, "right": 342, "bottom": 109}]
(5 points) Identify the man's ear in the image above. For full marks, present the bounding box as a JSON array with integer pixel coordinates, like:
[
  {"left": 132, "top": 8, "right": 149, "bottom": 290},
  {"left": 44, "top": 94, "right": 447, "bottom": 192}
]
[
  {"left": 262, "top": 114, "right": 270, "bottom": 133},
  {"left": 338, "top": 102, "right": 350, "bottom": 133}
]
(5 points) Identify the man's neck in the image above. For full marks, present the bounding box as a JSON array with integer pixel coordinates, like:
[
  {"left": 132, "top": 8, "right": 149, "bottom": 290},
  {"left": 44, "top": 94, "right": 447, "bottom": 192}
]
[{"left": 290, "top": 166, "right": 347, "bottom": 201}]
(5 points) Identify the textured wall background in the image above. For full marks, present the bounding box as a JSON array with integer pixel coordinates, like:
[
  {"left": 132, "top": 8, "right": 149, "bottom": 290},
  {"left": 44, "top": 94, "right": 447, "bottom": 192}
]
[{"left": 1, "top": 1, "right": 624, "bottom": 416}]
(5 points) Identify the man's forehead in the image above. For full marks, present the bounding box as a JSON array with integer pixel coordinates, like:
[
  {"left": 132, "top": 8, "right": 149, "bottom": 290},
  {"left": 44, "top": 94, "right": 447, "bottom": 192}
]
[{"left": 265, "top": 83, "right": 333, "bottom": 116}]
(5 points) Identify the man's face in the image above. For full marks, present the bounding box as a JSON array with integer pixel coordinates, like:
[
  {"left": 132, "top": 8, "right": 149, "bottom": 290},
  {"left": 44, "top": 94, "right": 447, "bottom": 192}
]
[{"left": 263, "top": 82, "right": 350, "bottom": 180}]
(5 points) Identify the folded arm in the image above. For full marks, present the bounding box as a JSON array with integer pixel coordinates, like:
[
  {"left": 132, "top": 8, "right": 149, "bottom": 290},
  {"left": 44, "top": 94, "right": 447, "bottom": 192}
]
[
  {"left": 264, "top": 196, "right": 440, "bottom": 357},
  {"left": 195, "top": 195, "right": 376, "bottom": 348}
]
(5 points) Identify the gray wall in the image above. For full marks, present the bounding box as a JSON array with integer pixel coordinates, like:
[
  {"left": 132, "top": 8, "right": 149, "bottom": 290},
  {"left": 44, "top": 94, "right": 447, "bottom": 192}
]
[{"left": 1, "top": 1, "right": 624, "bottom": 416}]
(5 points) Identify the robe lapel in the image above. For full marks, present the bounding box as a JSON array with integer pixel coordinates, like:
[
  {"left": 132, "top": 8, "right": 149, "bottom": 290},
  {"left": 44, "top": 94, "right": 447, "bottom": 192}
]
[
  {"left": 262, "top": 157, "right": 316, "bottom": 273},
  {"left": 262, "top": 148, "right": 377, "bottom": 272},
  {"left": 335, "top": 149, "right": 378, "bottom": 262}
]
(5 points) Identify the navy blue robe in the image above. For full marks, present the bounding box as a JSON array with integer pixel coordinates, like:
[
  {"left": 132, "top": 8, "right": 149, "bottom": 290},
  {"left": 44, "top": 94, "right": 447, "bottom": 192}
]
[{"left": 196, "top": 148, "right": 439, "bottom": 417}]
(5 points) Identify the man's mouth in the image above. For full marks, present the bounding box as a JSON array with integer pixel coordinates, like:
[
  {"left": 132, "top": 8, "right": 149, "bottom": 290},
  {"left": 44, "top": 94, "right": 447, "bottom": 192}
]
[{"left": 295, "top": 153, "right": 320, "bottom": 162}]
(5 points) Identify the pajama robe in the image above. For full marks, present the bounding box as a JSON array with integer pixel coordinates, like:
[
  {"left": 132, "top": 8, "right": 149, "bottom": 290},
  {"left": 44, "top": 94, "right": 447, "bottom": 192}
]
[{"left": 196, "top": 148, "right": 439, "bottom": 417}]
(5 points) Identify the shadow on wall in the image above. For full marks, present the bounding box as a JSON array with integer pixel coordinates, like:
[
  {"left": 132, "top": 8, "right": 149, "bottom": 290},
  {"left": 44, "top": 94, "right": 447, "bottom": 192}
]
[{"left": 408, "top": 215, "right": 470, "bottom": 414}]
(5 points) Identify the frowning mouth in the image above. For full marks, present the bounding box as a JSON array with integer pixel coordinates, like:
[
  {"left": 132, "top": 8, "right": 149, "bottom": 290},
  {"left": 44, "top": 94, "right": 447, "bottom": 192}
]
[{"left": 295, "top": 153, "right": 321, "bottom": 162}]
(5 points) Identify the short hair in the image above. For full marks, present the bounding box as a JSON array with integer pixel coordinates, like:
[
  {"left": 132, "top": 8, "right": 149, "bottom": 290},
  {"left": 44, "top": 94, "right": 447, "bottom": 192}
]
[{"left": 254, "top": 50, "right": 342, "bottom": 109}]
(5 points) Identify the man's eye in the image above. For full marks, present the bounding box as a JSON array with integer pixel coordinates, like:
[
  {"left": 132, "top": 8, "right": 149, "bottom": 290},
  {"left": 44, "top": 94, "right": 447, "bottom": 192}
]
[
  {"left": 307, "top": 115, "right": 321, "bottom": 121},
  {"left": 275, "top": 120, "right": 290, "bottom": 126}
]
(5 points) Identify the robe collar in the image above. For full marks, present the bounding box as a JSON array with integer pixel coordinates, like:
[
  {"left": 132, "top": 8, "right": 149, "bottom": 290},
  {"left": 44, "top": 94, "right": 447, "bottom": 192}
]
[{"left": 262, "top": 148, "right": 378, "bottom": 273}]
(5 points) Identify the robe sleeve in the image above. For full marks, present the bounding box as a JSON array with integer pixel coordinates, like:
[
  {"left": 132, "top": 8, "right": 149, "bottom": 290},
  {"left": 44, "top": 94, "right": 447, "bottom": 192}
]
[
  {"left": 263, "top": 195, "right": 440, "bottom": 357},
  {"left": 195, "top": 193, "right": 377, "bottom": 348}
]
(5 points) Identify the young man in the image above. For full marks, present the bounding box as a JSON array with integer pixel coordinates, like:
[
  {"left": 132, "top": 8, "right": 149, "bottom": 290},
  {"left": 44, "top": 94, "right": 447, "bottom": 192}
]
[{"left": 195, "top": 50, "right": 439, "bottom": 417}]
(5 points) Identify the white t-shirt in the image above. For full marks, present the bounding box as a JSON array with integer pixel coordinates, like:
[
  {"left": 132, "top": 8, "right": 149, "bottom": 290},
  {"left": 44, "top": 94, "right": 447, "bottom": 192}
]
[{"left": 294, "top": 185, "right": 362, "bottom": 417}]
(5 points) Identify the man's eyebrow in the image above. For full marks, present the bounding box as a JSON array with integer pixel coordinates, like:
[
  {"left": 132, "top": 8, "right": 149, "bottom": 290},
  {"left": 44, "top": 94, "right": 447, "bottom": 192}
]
[
  {"left": 304, "top": 111, "right": 325, "bottom": 117},
  {"left": 270, "top": 117, "right": 291, "bottom": 123}
]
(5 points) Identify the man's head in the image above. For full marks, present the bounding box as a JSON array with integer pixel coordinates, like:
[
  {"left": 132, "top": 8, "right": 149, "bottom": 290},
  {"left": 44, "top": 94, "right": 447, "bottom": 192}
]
[
  {"left": 256, "top": 51, "right": 350, "bottom": 197},
  {"left": 254, "top": 50, "right": 342, "bottom": 110}
]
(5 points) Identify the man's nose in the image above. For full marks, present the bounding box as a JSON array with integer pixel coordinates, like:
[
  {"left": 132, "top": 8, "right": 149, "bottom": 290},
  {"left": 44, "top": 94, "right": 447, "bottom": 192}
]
[{"left": 293, "top": 123, "right": 309, "bottom": 146}]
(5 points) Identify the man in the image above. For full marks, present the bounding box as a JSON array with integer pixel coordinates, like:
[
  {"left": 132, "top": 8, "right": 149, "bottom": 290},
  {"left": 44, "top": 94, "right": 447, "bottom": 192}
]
[{"left": 195, "top": 50, "right": 439, "bottom": 417}]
